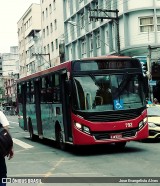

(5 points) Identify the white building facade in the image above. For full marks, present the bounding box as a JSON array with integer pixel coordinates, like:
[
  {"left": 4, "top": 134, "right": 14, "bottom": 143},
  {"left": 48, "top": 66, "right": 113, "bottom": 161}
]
[
  {"left": 41, "top": 0, "right": 65, "bottom": 66},
  {"left": 64, "top": 0, "right": 160, "bottom": 60},
  {"left": 17, "top": 3, "right": 41, "bottom": 78},
  {"left": 2, "top": 46, "right": 19, "bottom": 105}
]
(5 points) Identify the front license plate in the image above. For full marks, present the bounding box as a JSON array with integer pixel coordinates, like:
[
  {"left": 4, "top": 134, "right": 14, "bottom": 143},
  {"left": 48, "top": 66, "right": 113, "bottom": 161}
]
[{"left": 110, "top": 133, "right": 122, "bottom": 139}]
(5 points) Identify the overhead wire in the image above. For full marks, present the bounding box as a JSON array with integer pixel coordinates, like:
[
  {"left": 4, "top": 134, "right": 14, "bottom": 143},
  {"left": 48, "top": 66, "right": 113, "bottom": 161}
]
[
  {"left": 42, "top": 0, "right": 131, "bottom": 54},
  {"left": 42, "top": 0, "right": 153, "bottom": 57}
]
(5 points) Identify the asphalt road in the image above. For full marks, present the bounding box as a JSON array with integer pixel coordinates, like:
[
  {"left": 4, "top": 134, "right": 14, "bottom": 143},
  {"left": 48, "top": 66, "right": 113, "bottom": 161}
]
[{"left": 4, "top": 115, "right": 160, "bottom": 186}]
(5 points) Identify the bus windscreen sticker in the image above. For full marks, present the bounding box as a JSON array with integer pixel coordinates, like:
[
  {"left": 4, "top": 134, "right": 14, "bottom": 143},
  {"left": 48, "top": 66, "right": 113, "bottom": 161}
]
[{"left": 113, "top": 99, "right": 124, "bottom": 110}]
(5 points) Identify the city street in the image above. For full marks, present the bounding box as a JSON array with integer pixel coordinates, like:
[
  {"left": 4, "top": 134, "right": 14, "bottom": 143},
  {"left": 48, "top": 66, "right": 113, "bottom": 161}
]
[{"left": 5, "top": 115, "right": 160, "bottom": 186}]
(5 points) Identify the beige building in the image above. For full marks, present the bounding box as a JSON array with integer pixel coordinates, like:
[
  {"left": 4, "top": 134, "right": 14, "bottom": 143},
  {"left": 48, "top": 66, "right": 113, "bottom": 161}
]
[
  {"left": 41, "top": 0, "right": 65, "bottom": 66},
  {"left": 17, "top": 1, "right": 65, "bottom": 78},
  {"left": 17, "top": 3, "right": 41, "bottom": 78},
  {"left": 2, "top": 46, "right": 19, "bottom": 105}
]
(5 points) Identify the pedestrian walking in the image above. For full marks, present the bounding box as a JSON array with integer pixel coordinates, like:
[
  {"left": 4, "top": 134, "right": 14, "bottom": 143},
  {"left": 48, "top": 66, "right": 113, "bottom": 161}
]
[{"left": 0, "top": 111, "right": 14, "bottom": 186}]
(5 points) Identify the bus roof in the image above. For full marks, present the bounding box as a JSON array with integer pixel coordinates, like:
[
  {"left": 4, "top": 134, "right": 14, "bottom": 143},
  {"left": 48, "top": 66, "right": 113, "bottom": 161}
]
[
  {"left": 17, "top": 60, "right": 72, "bottom": 83},
  {"left": 16, "top": 55, "right": 135, "bottom": 83},
  {"left": 82, "top": 55, "right": 132, "bottom": 60}
]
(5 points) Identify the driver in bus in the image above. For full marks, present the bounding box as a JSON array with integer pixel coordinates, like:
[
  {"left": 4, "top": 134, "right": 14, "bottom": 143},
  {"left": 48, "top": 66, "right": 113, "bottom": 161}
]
[{"left": 95, "top": 78, "right": 112, "bottom": 105}]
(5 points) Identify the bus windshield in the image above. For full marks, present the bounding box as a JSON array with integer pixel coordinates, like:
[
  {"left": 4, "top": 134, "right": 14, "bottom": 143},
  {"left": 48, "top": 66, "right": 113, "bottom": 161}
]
[{"left": 72, "top": 73, "right": 145, "bottom": 112}]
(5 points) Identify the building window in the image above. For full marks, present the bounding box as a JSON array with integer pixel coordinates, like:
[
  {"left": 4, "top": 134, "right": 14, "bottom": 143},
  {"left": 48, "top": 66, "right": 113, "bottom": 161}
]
[
  {"left": 80, "top": 13, "right": 85, "bottom": 28},
  {"left": 81, "top": 39, "right": 86, "bottom": 55},
  {"left": 47, "top": 44, "right": 50, "bottom": 53},
  {"left": 53, "top": 0, "right": 56, "bottom": 10},
  {"left": 89, "top": 35, "right": 93, "bottom": 51},
  {"left": 47, "top": 26, "right": 49, "bottom": 35},
  {"left": 46, "top": 8, "right": 48, "bottom": 17},
  {"left": 43, "top": 29, "right": 45, "bottom": 38},
  {"left": 42, "top": 11, "right": 45, "bottom": 21},
  {"left": 44, "top": 46, "right": 46, "bottom": 54},
  {"left": 96, "top": 31, "right": 100, "bottom": 48},
  {"left": 88, "top": 10, "right": 91, "bottom": 24},
  {"left": 49, "top": 4, "right": 52, "bottom": 14},
  {"left": 106, "top": 30, "right": 109, "bottom": 45},
  {"left": 157, "top": 17, "right": 160, "bottom": 31},
  {"left": 50, "top": 23, "right": 53, "bottom": 33},
  {"left": 55, "top": 39, "right": 58, "bottom": 49},
  {"left": 29, "top": 46, "right": 35, "bottom": 58},
  {"left": 51, "top": 41, "right": 54, "bottom": 52},
  {"left": 54, "top": 19, "right": 57, "bottom": 30},
  {"left": 139, "top": 17, "right": 154, "bottom": 32}
]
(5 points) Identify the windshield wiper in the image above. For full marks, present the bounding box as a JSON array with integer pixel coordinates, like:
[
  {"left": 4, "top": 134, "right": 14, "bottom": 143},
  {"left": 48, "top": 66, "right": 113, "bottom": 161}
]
[{"left": 89, "top": 74, "right": 101, "bottom": 88}]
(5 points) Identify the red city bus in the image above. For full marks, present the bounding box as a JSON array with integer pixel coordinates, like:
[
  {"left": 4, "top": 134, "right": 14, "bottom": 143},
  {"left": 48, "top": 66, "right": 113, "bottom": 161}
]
[{"left": 17, "top": 55, "right": 148, "bottom": 149}]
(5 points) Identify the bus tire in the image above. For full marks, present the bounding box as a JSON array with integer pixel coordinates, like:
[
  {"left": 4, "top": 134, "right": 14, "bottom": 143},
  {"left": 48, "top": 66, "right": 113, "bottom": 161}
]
[
  {"left": 28, "top": 119, "right": 36, "bottom": 141},
  {"left": 55, "top": 125, "right": 66, "bottom": 150},
  {"left": 115, "top": 142, "right": 126, "bottom": 149}
]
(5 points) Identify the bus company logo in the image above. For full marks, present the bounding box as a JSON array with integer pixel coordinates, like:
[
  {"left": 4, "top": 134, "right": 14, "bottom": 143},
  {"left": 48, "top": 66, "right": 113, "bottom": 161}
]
[{"left": 125, "top": 122, "right": 133, "bottom": 128}]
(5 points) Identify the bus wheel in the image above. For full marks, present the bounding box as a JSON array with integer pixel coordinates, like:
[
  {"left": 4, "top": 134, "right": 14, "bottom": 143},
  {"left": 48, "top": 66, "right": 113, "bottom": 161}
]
[
  {"left": 56, "top": 127, "right": 66, "bottom": 150},
  {"left": 28, "top": 119, "right": 36, "bottom": 141},
  {"left": 115, "top": 142, "right": 126, "bottom": 149}
]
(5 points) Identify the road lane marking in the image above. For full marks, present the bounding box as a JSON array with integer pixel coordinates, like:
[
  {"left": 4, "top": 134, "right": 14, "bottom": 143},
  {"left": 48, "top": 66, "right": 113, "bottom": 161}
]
[
  {"left": 37, "top": 158, "right": 65, "bottom": 185},
  {"left": 13, "top": 138, "right": 33, "bottom": 149},
  {"left": 9, "top": 121, "right": 19, "bottom": 124},
  {"left": 8, "top": 126, "right": 14, "bottom": 129}
]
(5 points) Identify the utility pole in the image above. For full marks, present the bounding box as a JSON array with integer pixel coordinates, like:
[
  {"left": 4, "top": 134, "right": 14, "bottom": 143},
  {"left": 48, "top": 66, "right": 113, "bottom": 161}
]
[
  {"left": 32, "top": 53, "right": 51, "bottom": 67},
  {"left": 89, "top": 8, "right": 120, "bottom": 55},
  {"left": 147, "top": 45, "right": 160, "bottom": 101}
]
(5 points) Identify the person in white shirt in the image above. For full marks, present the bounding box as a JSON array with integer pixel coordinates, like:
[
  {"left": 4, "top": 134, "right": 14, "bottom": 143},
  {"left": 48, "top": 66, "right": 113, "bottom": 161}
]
[{"left": 0, "top": 111, "right": 14, "bottom": 186}]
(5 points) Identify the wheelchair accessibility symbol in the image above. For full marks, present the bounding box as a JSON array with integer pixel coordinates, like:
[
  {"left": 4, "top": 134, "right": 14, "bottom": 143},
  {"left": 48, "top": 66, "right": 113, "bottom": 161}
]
[{"left": 114, "top": 99, "right": 124, "bottom": 110}]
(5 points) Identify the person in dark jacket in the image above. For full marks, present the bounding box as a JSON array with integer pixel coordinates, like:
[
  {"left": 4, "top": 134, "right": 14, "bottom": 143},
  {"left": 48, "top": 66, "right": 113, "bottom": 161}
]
[{"left": 0, "top": 111, "right": 14, "bottom": 186}]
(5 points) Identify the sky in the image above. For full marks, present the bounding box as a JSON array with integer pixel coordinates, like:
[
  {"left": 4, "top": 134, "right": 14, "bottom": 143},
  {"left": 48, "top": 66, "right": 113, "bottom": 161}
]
[{"left": 0, "top": 0, "right": 40, "bottom": 53}]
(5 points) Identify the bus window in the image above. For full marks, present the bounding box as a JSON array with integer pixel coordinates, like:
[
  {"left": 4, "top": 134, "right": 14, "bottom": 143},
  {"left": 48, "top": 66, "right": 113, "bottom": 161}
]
[
  {"left": 55, "top": 74, "right": 60, "bottom": 86},
  {"left": 26, "top": 81, "right": 30, "bottom": 93},
  {"left": 42, "top": 77, "right": 46, "bottom": 89},
  {"left": 17, "top": 84, "right": 21, "bottom": 94},
  {"left": 31, "top": 80, "right": 34, "bottom": 93},
  {"left": 17, "top": 84, "right": 22, "bottom": 104}
]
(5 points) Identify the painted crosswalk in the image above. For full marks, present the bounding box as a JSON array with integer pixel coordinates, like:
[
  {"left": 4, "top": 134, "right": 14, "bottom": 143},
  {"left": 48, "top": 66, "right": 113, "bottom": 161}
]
[{"left": 12, "top": 138, "right": 34, "bottom": 149}]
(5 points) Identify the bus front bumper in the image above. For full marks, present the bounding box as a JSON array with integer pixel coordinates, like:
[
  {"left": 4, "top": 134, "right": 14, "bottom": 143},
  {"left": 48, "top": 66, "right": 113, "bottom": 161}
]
[{"left": 72, "top": 123, "right": 148, "bottom": 145}]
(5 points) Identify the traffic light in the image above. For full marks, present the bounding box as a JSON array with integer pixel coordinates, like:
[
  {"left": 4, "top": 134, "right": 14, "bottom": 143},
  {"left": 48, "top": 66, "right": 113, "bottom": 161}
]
[{"left": 141, "top": 62, "right": 147, "bottom": 76}]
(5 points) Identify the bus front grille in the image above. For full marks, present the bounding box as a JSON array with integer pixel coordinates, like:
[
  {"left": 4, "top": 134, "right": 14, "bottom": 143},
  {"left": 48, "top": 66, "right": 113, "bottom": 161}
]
[
  {"left": 92, "top": 128, "right": 137, "bottom": 140},
  {"left": 86, "top": 112, "right": 139, "bottom": 122}
]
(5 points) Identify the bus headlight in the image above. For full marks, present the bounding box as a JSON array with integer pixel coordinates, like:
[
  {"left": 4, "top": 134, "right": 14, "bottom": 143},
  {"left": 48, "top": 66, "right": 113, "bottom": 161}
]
[
  {"left": 75, "top": 122, "right": 82, "bottom": 130},
  {"left": 139, "top": 117, "right": 147, "bottom": 130},
  {"left": 74, "top": 122, "right": 90, "bottom": 134},
  {"left": 143, "top": 117, "right": 147, "bottom": 124},
  {"left": 139, "top": 121, "right": 144, "bottom": 130}
]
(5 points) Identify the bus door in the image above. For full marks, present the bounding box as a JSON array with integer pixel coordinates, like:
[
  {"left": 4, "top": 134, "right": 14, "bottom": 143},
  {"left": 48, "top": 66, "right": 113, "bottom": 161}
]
[
  {"left": 60, "top": 70, "right": 72, "bottom": 142},
  {"left": 21, "top": 83, "right": 27, "bottom": 130},
  {"left": 34, "top": 79, "right": 43, "bottom": 137}
]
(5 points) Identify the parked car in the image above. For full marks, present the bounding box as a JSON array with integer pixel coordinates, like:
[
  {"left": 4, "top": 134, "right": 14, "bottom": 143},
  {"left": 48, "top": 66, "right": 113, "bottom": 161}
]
[
  {"left": 147, "top": 104, "right": 160, "bottom": 139},
  {"left": 4, "top": 106, "right": 16, "bottom": 115}
]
